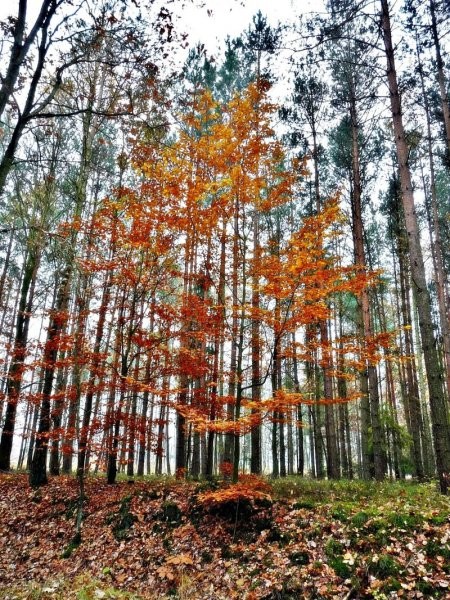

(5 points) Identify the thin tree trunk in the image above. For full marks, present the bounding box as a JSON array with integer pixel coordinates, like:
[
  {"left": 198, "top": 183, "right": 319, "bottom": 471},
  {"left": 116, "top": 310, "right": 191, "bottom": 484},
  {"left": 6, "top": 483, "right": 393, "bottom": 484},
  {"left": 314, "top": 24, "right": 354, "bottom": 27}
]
[{"left": 292, "top": 332, "right": 304, "bottom": 476}]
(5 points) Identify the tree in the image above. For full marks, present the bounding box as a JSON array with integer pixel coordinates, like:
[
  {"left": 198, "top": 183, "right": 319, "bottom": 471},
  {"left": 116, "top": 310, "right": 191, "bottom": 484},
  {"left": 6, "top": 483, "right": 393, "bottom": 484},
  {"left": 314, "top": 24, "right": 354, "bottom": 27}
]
[
  {"left": 327, "top": 0, "right": 387, "bottom": 480},
  {"left": 0, "top": 0, "right": 164, "bottom": 197},
  {"left": 380, "top": 0, "right": 450, "bottom": 494}
]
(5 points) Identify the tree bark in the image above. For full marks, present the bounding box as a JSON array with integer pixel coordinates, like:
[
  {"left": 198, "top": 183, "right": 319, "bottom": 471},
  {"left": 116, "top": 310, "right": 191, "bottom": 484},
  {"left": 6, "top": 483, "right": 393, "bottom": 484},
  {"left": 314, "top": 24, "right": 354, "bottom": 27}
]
[
  {"left": 349, "top": 90, "right": 385, "bottom": 480},
  {"left": 381, "top": 0, "right": 450, "bottom": 493},
  {"left": 0, "top": 243, "right": 40, "bottom": 470}
]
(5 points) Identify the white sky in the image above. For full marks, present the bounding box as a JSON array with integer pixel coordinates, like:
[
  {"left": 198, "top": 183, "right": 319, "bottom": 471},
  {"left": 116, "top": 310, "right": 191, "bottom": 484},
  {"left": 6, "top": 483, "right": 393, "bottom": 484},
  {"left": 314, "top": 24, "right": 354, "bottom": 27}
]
[
  {"left": 0, "top": 1, "right": 317, "bottom": 58},
  {"left": 0, "top": 0, "right": 323, "bottom": 106},
  {"left": 173, "top": 0, "right": 313, "bottom": 53}
]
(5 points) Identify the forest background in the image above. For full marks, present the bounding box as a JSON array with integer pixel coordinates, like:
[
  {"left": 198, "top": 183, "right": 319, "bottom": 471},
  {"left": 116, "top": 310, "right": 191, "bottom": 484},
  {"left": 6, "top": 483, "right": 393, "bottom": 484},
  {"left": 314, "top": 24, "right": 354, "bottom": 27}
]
[{"left": 0, "top": 0, "right": 449, "bottom": 497}]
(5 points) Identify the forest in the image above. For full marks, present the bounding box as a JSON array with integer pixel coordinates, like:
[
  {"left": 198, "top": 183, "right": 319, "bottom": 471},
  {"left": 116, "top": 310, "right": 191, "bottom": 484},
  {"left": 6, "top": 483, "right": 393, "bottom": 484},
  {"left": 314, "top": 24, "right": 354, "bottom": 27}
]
[{"left": 0, "top": 0, "right": 449, "bottom": 598}]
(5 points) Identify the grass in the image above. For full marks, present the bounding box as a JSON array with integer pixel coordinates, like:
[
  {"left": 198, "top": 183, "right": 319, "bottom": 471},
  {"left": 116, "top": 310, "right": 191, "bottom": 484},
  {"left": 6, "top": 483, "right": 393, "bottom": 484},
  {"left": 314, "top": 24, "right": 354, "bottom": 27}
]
[
  {"left": 272, "top": 476, "right": 450, "bottom": 520},
  {"left": 0, "top": 574, "right": 144, "bottom": 599},
  {"left": 0, "top": 574, "right": 203, "bottom": 600}
]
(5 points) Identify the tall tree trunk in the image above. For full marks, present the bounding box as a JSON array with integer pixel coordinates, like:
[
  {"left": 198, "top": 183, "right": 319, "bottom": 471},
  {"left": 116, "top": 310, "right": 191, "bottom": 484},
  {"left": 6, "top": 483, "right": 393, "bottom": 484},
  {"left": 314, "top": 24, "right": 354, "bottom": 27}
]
[
  {"left": 349, "top": 88, "right": 385, "bottom": 480},
  {"left": 311, "top": 122, "right": 339, "bottom": 479},
  {"left": 428, "top": 0, "right": 450, "bottom": 161},
  {"left": 77, "top": 269, "right": 112, "bottom": 477},
  {"left": 224, "top": 201, "right": 240, "bottom": 468},
  {"left": 232, "top": 278, "right": 246, "bottom": 483},
  {"left": 206, "top": 228, "right": 226, "bottom": 477},
  {"left": 251, "top": 210, "right": 262, "bottom": 474},
  {"left": 107, "top": 286, "right": 137, "bottom": 485},
  {"left": 393, "top": 220, "right": 425, "bottom": 478},
  {"left": 292, "top": 333, "right": 304, "bottom": 476},
  {"left": 416, "top": 46, "right": 450, "bottom": 397},
  {"left": 137, "top": 356, "right": 153, "bottom": 477},
  {"left": 0, "top": 243, "right": 40, "bottom": 470},
  {"left": 29, "top": 266, "right": 71, "bottom": 487},
  {"left": 381, "top": 0, "right": 450, "bottom": 493}
]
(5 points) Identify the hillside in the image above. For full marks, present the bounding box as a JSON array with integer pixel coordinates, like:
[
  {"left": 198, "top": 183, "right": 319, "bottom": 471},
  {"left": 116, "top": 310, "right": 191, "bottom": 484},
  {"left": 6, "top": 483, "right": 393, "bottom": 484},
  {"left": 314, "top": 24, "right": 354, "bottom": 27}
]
[{"left": 0, "top": 475, "right": 449, "bottom": 599}]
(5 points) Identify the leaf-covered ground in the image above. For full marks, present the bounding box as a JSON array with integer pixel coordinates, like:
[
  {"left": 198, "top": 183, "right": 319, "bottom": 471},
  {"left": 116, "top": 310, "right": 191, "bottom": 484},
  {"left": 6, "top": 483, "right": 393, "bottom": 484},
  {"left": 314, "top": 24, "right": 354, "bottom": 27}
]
[{"left": 0, "top": 474, "right": 449, "bottom": 599}]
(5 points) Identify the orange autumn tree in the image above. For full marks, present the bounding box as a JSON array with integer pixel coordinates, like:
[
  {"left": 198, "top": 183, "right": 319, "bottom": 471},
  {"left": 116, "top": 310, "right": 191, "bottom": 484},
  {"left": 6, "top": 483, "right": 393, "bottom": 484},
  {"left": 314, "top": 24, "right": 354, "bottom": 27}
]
[
  {"left": 56, "top": 180, "right": 181, "bottom": 486},
  {"left": 106, "top": 79, "right": 392, "bottom": 488},
  {"left": 25, "top": 79, "right": 391, "bottom": 489},
  {"left": 132, "top": 81, "right": 304, "bottom": 479},
  {"left": 133, "top": 88, "right": 230, "bottom": 478},
  {"left": 255, "top": 198, "right": 378, "bottom": 414}
]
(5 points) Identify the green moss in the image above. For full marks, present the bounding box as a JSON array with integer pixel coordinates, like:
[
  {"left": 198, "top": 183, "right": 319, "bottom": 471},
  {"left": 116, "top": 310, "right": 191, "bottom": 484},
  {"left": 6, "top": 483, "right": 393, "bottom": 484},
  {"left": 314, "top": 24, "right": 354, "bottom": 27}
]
[
  {"left": 425, "top": 539, "right": 450, "bottom": 559},
  {"left": 351, "top": 511, "right": 371, "bottom": 528},
  {"left": 220, "top": 545, "right": 243, "bottom": 560},
  {"left": 60, "top": 531, "right": 82, "bottom": 559},
  {"left": 161, "top": 500, "right": 182, "bottom": 525},
  {"left": 288, "top": 550, "right": 310, "bottom": 566},
  {"left": 330, "top": 508, "right": 349, "bottom": 522},
  {"left": 152, "top": 500, "right": 184, "bottom": 528},
  {"left": 416, "top": 579, "right": 445, "bottom": 597},
  {"left": 365, "top": 517, "right": 389, "bottom": 533},
  {"left": 295, "top": 518, "right": 311, "bottom": 529},
  {"left": 305, "top": 525, "right": 323, "bottom": 540},
  {"left": 293, "top": 500, "right": 316, "bottom": 510},
  {"left": 201, "top": 550, "right": 213, "bottom": 563},
  {"left": 162, "top": 536, "right": 172, "bottom": 551},
  {"left": 195, "top": 477, "right": 220, "bottom": 493},
  {"left": 368, "top": 554, "right": 400, "bottom": 579},
  {"left": 428, "top": 514, "right": 447, "bottom": 525},
  {"left": 388, "top": 512, "right": 422, "bottom": 530},
  {"left": 380, "top": 577, "right": 402, "bottom": 593},
  {"left": 1, "top": 575, "right": 142, "bottom": 599},
  {"left": 267, "top": 527, "right": 292, "bottom": 546},
  {"left": 260, "top": 583, "right": 304, "bottom": 599},
  {"left": 328, "top": 556, "right": 352, "bottom": 579},
  {"left": 110, "top": 495, "right": 137, "bottom": 541},
  {"left": 324, "top": 538, "right": 344, "bottom": 558},
  {"left": 372, "top": 530, "right": 390, "bottom": 548}
]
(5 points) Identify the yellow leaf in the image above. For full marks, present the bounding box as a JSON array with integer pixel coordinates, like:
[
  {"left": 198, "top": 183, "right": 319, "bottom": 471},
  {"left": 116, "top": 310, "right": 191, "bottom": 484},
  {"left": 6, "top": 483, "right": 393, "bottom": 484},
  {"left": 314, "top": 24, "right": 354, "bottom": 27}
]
[{"left": 166, "top": 553, "right": 194, "bottom": 566}]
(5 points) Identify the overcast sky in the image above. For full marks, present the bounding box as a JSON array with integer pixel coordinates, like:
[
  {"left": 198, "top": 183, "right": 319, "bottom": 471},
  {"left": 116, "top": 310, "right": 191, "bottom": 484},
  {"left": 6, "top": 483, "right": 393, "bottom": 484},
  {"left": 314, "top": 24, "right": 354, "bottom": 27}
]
[
  {"left": 0, "top": 1, "right": 317, "bottom": 58},
  {"left": 172, "top": 0, "right": 312, "bottom": 54}
]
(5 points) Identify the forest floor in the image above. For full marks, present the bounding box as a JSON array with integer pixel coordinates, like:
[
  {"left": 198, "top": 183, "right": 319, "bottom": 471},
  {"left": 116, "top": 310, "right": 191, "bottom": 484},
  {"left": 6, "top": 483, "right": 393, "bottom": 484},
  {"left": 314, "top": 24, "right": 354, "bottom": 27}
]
[{"left": 0, "top": 474, "right": 449, "bottom": 600}]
